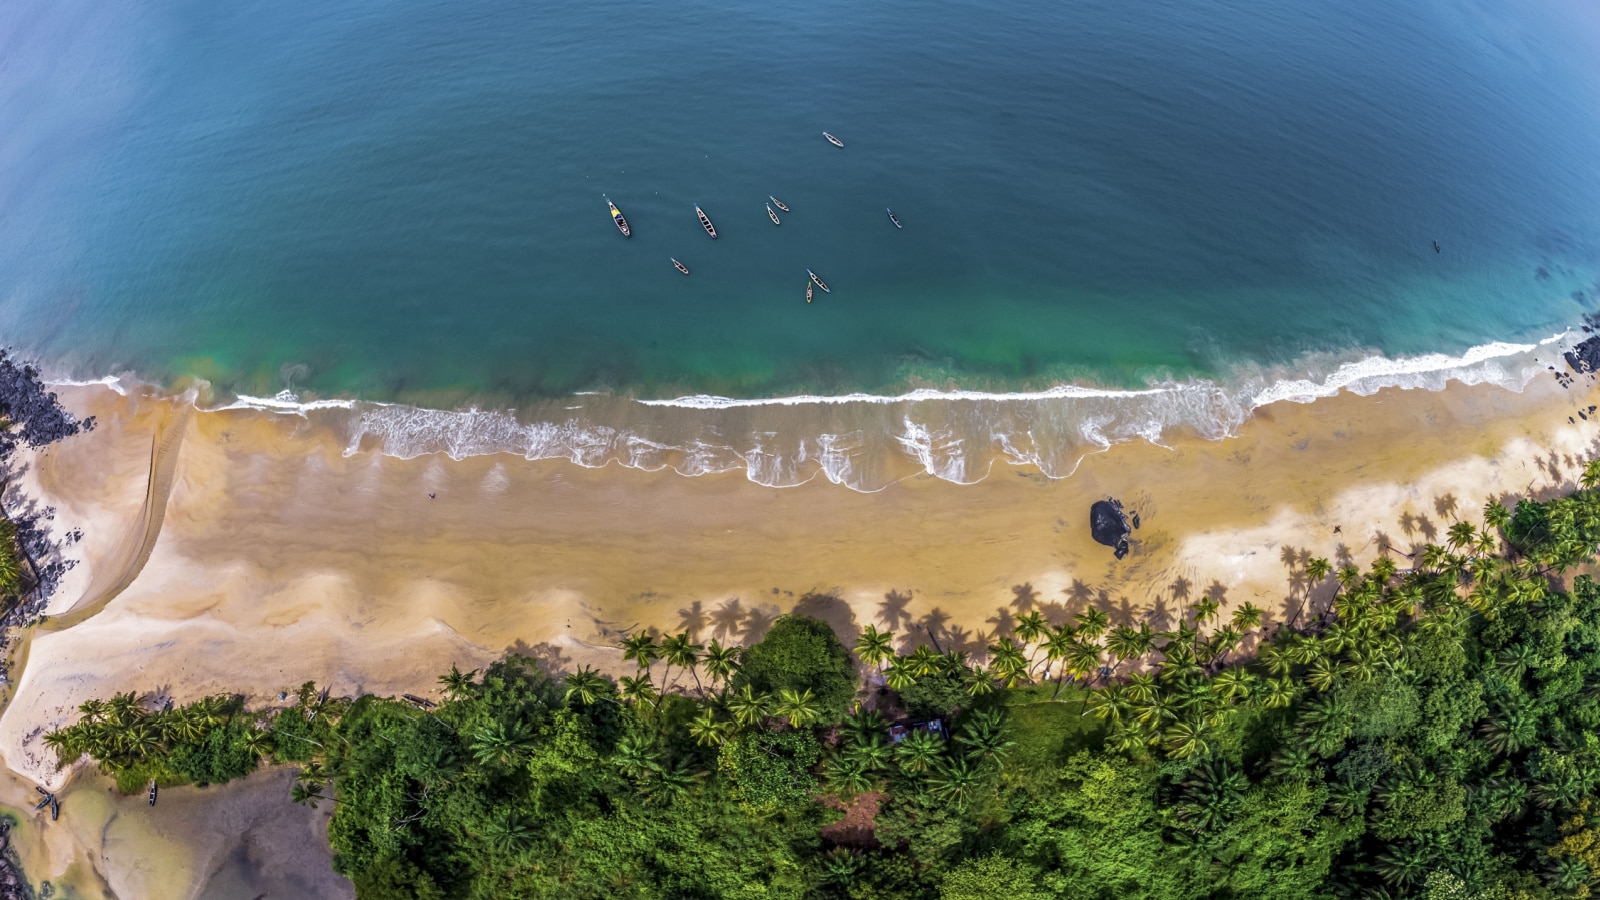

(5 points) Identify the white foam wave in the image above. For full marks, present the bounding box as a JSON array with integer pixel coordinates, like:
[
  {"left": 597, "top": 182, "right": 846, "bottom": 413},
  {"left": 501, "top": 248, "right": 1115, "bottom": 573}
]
[{"left": 44, "top": 332, "right": 1581, "bottom": 492}]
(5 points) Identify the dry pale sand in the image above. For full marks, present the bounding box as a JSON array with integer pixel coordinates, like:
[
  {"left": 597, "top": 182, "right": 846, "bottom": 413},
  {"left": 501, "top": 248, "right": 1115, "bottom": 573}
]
[{"left": 0, "top": 373, "right": 1598, "bottom": 893}]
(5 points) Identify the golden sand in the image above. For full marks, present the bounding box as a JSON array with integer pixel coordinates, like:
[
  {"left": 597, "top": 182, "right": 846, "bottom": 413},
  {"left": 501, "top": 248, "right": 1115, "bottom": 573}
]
[{"left": 0, "top": 374, "right": 1597, "bottom": 891}]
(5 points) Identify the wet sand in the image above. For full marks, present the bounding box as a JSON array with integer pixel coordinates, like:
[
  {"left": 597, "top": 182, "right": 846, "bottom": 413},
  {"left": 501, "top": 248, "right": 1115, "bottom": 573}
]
[{"left": 0, "top": 373, "right": 1597, "bottom": 892}]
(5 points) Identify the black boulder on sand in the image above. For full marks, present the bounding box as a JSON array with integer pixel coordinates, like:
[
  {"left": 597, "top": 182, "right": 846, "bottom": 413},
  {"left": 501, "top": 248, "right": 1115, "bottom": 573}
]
[{"left": 1090, "top": 498, "right": 1133, "bottom": 559}]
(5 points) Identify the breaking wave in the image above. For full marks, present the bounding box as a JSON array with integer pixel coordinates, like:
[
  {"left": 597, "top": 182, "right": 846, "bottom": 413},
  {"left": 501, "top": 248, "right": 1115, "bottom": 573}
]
[{"left": 83, "top": 333, "right": 1578, "bottom": 493}]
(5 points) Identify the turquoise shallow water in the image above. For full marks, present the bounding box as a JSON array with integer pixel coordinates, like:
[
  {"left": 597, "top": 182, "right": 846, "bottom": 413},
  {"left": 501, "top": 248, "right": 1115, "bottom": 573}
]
[{"left": 2, "top": 0, "right": 1600, "bottom": 486}]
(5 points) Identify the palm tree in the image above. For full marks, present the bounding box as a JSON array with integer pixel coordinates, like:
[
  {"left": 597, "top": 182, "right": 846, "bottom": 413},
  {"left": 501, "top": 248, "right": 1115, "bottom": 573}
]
[
  {"left": 564, "top": 666, "right": 613, "bottom": 706},
  {"left": 1162, "top": 719, "right": 1212, "bottom": 759},
  {"left": 1375, "top": 844, "right": 1429, "bottom": 888},
  {"left": 841, "top": 709, "right": 887, "bottom": 746},
  {"left": 988, "top": 640, "right": 1030, "bottom": 687},
  {"left": 702, "top": 639, "right": 739, "bottom": 690},
  {"left": 1583, "top": 458, "right": 1600, "bottom": 491},
  {"left": 954, "top": 709, "right": 1014, "bottom": 762},
  {"left": 688, "top": 709, "right": 733, "bottom": 747},
  {"left": 884, "top": 660, "right": 917, "bottom": 692},
  {"left": 1446, "top": 520, "right": 1477, "bottom": 552},
  {"left": 1306, "top": 657, "right": 1340, "bottom": 693},
  {"left": 241, "top": 727, "right": 273, "bottom": 760},
  {"left": 1229, "top": 603, "right": 1264, "bottom": 634},
  {"left": 613, "top": 734, "right": 662, "bottom": 779},
  {"left": 1257, "top": 677, "right": 1297, "bottom": 709},
  {"left": 823, "top": 755, "right": 875, "bottom": 797},
  {"left": 1041, "top": 625, "right": 1078, "bottom": 683},
  {"left": 290, "top": 780, "right": 327, "bottom": 808},
  {"left": 618, "top": 675, "right": 658, "bottom": 709},
  {"left": 1086, "top": 687, "right": 1130, "bottom": 727},
  {"left": 661, "top": 632, "right": 704, "bottom": 692},
  {"left": 471, "top": 720, "right": 533, "bottom": 770},
  {"left": 1125, "top": 672, "right": 1158, "bottom": 703},
  {"left": 621, "top": 632, "right": 661, "bottom": 676},
  {"left": 774, "top": 688, "right": 821, "bottom": 729},
  {"left": 895, "top": 730, "right": 942, "bottom": 774},
  {"left": 962, "top": 665, "right": 997, "bottom": 698},
  {"left": 927, "top": 754, "right": 984, "bottom": 804},
  {"left": 106, "top": 693, "right": 139, "bottom": 729},
  {"left": 77, "top": 698, "right": 109, "bottom": 725},
  {"left": 1075, "top": 608, "right": 1110, "bottom": 645},
  {"left": 907, "top": 645, "right": 944, "bottom": 678},
  {"left": 1368, "top": 557, "right": 1399, "bottom": 585},
  {"left": 438, "top": 665, "right": 478, "bottom": 702},
  {"left": 845, "top": 737, "right": 894, "bottom": 772},
  {"left": 727, "top": 685, "right": 771, "bottom": 729},
  {"left": 1210, "top": 668, "right": 1254, "bottom": 702},
  {"left": 1483, "top": 498, "right": 1512, "bottom": 532},
  {"left": 482, "top": 810, "right": 534, "bottom": 856},
  {"left": 1256, "top": 644, "right": 1292, "bottom": 677},
  {"left": 1305, "top": 557, "right": 1332, "bottom": 582},
  {"left": 855, "top": 625, "right": 895, "bottom": 674},
  {"left": 1013, "top": 611, "right": 1049, "bottom": 674}
]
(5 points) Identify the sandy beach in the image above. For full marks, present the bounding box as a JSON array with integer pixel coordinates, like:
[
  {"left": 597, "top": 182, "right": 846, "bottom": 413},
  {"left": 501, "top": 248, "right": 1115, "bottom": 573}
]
[{"left": 0, "top": 371, "right": 1597, "bottom": 892}]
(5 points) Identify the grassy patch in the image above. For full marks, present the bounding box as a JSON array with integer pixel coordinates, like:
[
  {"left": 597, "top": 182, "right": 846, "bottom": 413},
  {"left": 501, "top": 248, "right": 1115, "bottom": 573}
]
[{"left": 999, "top": 684, "right": 1105, "bottom": 781}]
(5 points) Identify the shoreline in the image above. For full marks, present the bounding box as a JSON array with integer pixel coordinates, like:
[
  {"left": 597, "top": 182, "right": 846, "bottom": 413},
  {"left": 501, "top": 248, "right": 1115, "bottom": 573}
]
[
  {"left": 0, "top": 367, "right": 1597, "bottom": 890},
  {"left": 47, "top": 330, "right": 1578, "bottom": 493}
]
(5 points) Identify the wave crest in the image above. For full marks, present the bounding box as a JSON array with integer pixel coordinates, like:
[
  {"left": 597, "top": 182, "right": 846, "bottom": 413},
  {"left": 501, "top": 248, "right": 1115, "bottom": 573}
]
[{"left": 160, "top": 335, "right": 1572, "bottom": 492}]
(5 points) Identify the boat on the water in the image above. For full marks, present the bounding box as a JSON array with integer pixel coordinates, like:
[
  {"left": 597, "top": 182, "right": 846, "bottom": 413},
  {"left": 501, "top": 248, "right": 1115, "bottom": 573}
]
[
  {"left": 695, "top": 205, "right": 718, "bottom": 238},
  {"left": 887, "top": 208, "right": 902, "bottom": 229},
  {"left": 606, "top": 198, "right": 630, "bottom": 237},
  {"left": 823, "top": 132, "right": 844, "bottom": 148},
  {"left": 767, "top": 204, "right": 780, "bottom": 225},
  {"left": 769, "top": 195, "right": 789, "bottom": 212},
  {"left": 807, "top": 269, "right": 831, "bottom": 293},
  {"left": 672, "top": 258, "right": 690, "bottom": 275},
  {"left": 806, "top": 281, "right": 813, "bottom": 304}
]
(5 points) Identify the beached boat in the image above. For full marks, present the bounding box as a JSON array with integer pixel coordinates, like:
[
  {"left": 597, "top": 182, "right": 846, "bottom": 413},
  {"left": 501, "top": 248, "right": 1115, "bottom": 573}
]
[
  {"left": 31, "top": 795, "right": 50, "bottom": 812},
  {"left": 695, "top": 205, "right": 717, "bottom": 239},
  {"left": 887, "top": 208, "right": 902, "bottom": 229},
  {"left": 49, "top": 797, "right": 58, "bottom": 821},
  {"left": 823, "top": 132, "right": 844, "bottom": 148},
  {"left": 806, "top": 281, "right": 813, "bottom": 304},
  {"left": 808, "top": 269, "right": 831, "bottom": 293},
  {"left": 767, "top": 204, "right": 780, "bottom": 225},
  {"left": 672, "top": 258, "right": 690, "bottom": 275},
  {"left": 769, "top": 195, "right": 789, "bottom": 212},
  {"left": 606, "top": 198, "right": 630, "bottom": 237},
  {"left": 148, "top": 780, "right": 158, "bottom": 807}
]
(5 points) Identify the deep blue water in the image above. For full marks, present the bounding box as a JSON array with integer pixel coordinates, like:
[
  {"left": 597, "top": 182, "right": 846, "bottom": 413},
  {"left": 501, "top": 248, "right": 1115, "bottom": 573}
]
[{"left": 2, "top": 0, "right": 1600, "bottom": 485}]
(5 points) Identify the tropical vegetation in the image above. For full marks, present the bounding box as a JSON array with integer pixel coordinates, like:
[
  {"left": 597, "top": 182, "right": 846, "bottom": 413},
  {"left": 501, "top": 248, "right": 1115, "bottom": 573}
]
[{"left": 45, "top": 461, "right": 1600, "bottom": 898}]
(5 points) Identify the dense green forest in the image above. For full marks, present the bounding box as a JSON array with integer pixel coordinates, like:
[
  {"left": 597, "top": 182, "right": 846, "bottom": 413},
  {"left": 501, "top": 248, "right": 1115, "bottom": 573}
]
[{"left": 45, "top": 465, "right": 1600, "bottom": 898}]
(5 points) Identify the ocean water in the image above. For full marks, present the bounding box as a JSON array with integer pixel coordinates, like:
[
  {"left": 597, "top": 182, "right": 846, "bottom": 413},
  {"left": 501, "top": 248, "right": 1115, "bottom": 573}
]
[{"left": 3, "top": 0, "right": 1600, "bottom": 488}]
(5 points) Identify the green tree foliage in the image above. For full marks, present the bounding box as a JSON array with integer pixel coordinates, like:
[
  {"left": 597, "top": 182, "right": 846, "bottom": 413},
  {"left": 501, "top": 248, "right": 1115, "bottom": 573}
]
[{"left": 733, "top": 615, "right": 859, "bottom": 723}]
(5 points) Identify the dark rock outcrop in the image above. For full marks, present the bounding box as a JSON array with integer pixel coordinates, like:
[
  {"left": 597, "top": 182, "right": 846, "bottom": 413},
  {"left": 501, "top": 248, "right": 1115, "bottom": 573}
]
[
  {"left": 1564, "top": 336, "right": 1600, "bottom": 375},
  {"left": 1090, "top": 499, "right": 1132, "bottom": 559}
]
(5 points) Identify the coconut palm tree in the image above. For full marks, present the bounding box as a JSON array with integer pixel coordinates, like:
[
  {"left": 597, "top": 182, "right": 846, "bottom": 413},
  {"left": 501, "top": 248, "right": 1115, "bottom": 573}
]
[
  {"left": 1446, "top": 520, "right": 1477, "bottom": 552},
  {"left": 884, "top": 660, "right": 917, "bottom": 692},
  {"left": 471, "top": 720, "right": 533, "bottom": 770},
  {"left": 1013, "top": 611, "right": 1049, "bottom": 674},
  {"left": 726, "top": 685, "right": 771, "bottom": 729},
  {"left": 1582, "top": 458, "right": 1600, "bottom": 491},
  {"left": 613, "top": 734, "right": 662, "bottom": 780},
  {"left": 1086, "top": 686, "right": 1130, "bottom": 727},
  {"left": 823, "top": 755, "right": 875, "bottom": 797},
  {"left": 621, "top": 632, "right": 661, "bottom": 676},
  {"left": 1075, "top": 608, "right": 1110, "bottom": 645},
  {"left": 855, "top": 625, "right": 895, "bottom": 674},
  {"left": 962, "top": 665, "right": 997, "bottom": 698},
  {"left": 618, "top": 675, "right": 658, "bottom": 709},
  {"left": 895, "top": 730, "right": 942, "bottom": 775},
  {"left": 77, "top": 698, "right": 109, "bottom": 725},
  {"left": 987, "top": 639, "right": 1029, "bottom": 687},
  {"left": 290, "top": 780, "right": 327, "bottom": 808},
  {"left": 927, "top": 754, "right": 984, "bottom": 804},
  {"left": 841, "top": 709, "right": 887, "bottom": 746},
  {"left": 688, "top": 708, "right": 734, "bottom": 747},
  {"left": 1483, "top": 498, "right": 1512, "bottom": 532},
  {"left": 438, "top": 665, "right": 478, "bottom": 702},
  {"left": 1257, "top": 676, "right": 1298, "bottom": 709},
  {"left": 774, "top": 688, "right": 821, "bottom": 729},
  {"left": 1125, "top": 672, "right": 1158, "bottom": 703},
  {"left": 1305, "top": 557, "right": 1332, "bottom": 582},
  {"left": 241, "top": 727, "right": 273, "bottom": 761},
  {"left": 1162, "top": 718, "right": 1212, "bottom": 759},
  {"left": 1229, "top": 603, "right": 1264, "bottom": 634},
  {"left": 954, "top": 709, "right": 1014, "bottom": 762},
  {"left": 482, "top": 810, "right": 534, "bottom": 856},
  {"left": 661, "top": 632, "right": 704, "bottom": 692},
  {"left": 907, "top": 645, "right": 944, "bottom": 679},
  {"left": 702, "top": 639, "right": 739, "bottom": 690},
  {"left": 1040, "top": 624, "right": 1077, "bottom": 682},
  {"left": 1210, "top": 668, "right": 1254, "bottom": 702},
  {"left": 563, "top": 666, "right": 613, "bottom": 706},
  {"left": 846, "top": 737, "right": 894, "bottom": 772}
]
